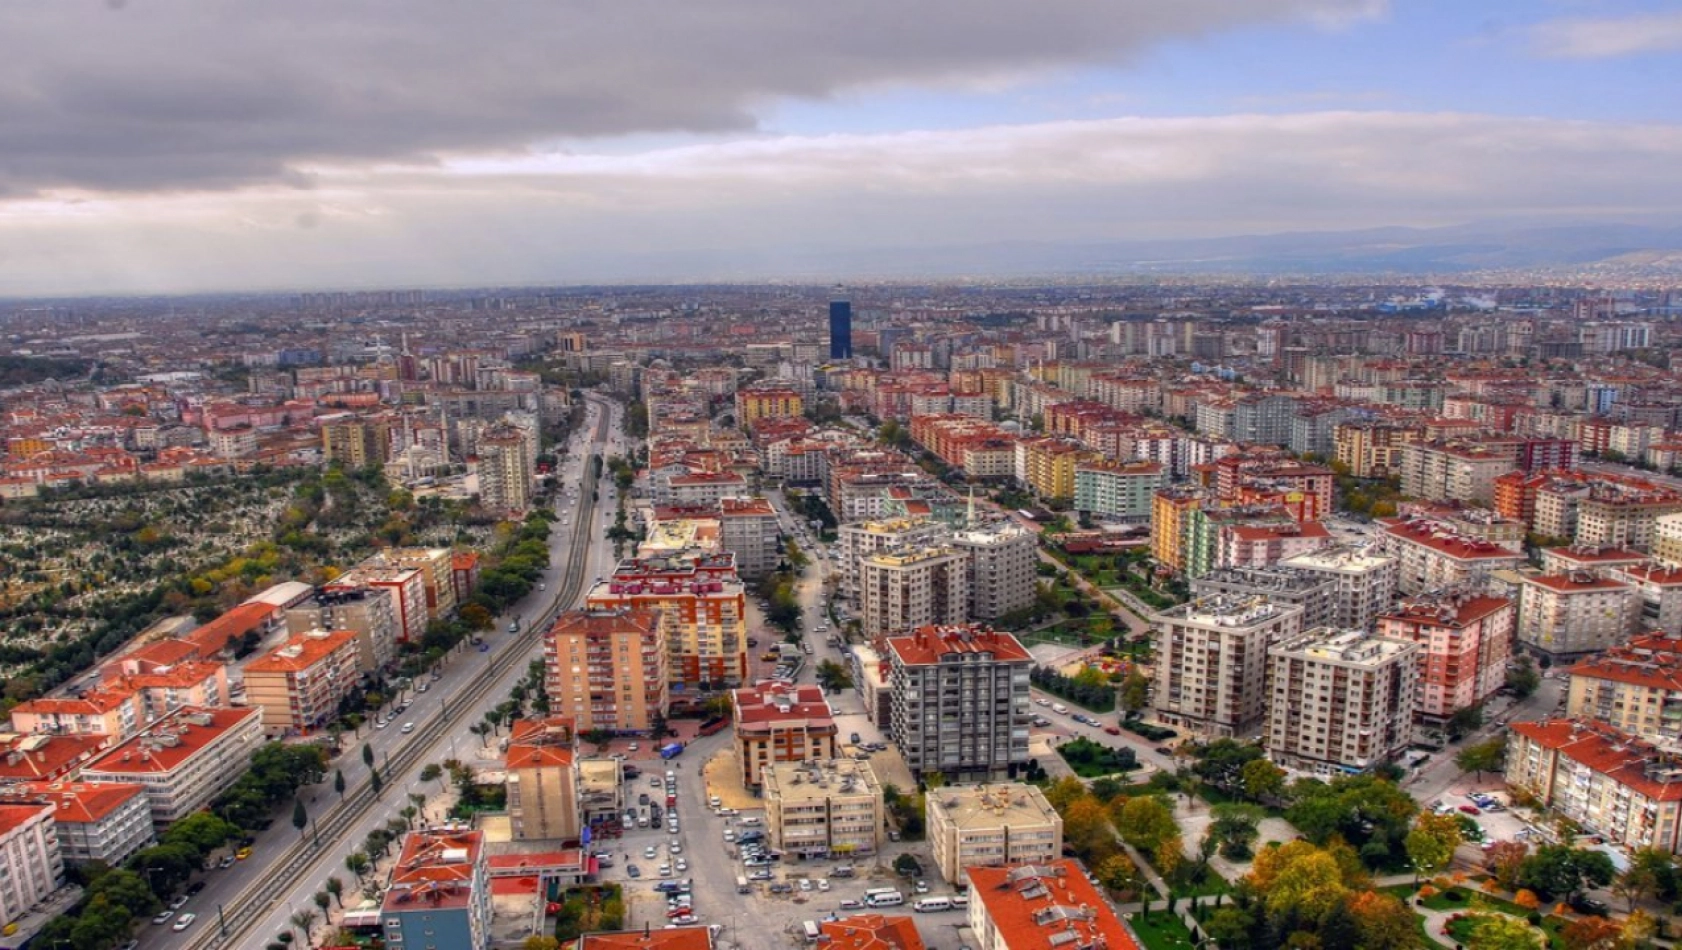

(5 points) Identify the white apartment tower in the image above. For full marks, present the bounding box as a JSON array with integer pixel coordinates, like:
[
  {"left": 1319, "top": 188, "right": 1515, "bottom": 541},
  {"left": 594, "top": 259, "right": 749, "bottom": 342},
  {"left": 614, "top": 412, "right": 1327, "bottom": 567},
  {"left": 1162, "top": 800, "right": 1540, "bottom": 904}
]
[
  {"left": 1265, "top": 628, "right": 1419, "bottom": 776},
  {"left": 952, "top": 521, "right": 1037, "bottom": 622},
  {"left": 1152, "top": 598, "right": 1305, "bottom": 739}
]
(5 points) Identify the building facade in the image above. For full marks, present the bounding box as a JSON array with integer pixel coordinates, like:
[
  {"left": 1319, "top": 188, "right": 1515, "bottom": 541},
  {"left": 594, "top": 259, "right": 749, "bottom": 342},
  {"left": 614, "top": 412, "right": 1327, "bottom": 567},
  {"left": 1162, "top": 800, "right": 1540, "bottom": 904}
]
[
  {"left": 887, "top": 625, "right": 1032, "bottom": 781},
  {"left": 543, "top": 608, "right": 668, "bottom": 734},
  {"left": 1279, "top": 546, "right": 1399, "bottom": 632},
  {"left": 1265, "top": 628, "right": 1419, "bottom": 775},
  {"left": 1566, "top": 635, "right": 1682, "bottom": 741},
  {"left": 1377, "top": 593, "right": 1515, "bottom": 724},
  {"left": 504, "top": 717, "right": 579, "bottom": 842},
  {"left": 1507, "top": 720, "right": 1682, "bottom": 854},
  {"left": 860, "top": 547, "right": 969, "bottom": 638},
  {"left": 1517, "top": 573, "right": 1638, "bottom": 659},
  {"left": 381, "top": 829, "right": 494, "bottom": 950},
  {"left": 243, "top": 629, "right": 360, "bottom": 736},
  {"left": 80, "top": 706, "right": 265, "bottom": 828},
  {"left": 1151, "top": 598, "right": 1305, "bottom": 739},
  {"left": 584, "top": 552, "right": 748, "bottom": 691},
  {"left": 952, "top": 522, "right": 1037, "bottom": 623},
  {"left": 926, "top": 783, "right": 1062, "bottom": 885},
  {"left": 762, "top": 757, "right": 883, "bottom": 860},
  {"left": 0, "top": 803, "right": 65, "bottom": 928},
  {"left": 732, "top": 682, "right": 838, "bottom": 788}
]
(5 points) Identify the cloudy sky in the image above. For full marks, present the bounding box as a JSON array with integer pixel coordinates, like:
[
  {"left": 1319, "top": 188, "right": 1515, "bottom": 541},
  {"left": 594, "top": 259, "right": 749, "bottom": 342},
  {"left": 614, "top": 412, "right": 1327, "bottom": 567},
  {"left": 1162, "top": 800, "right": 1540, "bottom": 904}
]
[{"left": 2, "top": 0, "right": 1680, "bottom": 295}]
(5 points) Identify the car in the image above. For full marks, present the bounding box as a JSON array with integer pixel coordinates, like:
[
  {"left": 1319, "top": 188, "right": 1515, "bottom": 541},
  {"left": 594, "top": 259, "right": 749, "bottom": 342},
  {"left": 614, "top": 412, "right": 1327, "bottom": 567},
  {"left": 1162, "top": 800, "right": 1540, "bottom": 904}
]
[
  {"left": 375, "top": 718, "right": 389, "bottom": 729},
  {"left": 718, "top": 807, "right": 738, "bottom": 817},
  {"left": 671, "top": 843, "right": 683, "bottom": 855},
  {"left": 640, "top": 793, "right": 651, "bottom": 805},
  {"left": 675, "top": 859, "right": 688, "bottom": 872},
  {"left": 770, "top": 883, "right": 793, "bottom": 894},
  {"left": 1154, "top": 746, "right": 1174, "bottom": 756},
  {"left": 671, "top": 914, "right": 698, "bottom": 925},
  {"left": 1570, "top": 896, "right": 1609, "bottom": 917},
  {"left": 651, "top": 777, "right": 663, "bottom": 788},
  {"left": 839, "top": 899, "right": 862, "bottom": 910},
  {"left": 187, "top": 882, "right": 206, "bottom": 896},
  {"left": 402, "top": 722, "right": 415, "bottom": 734},
  {"left": 659, "top": 864, "right": 673, "bottom": 877},
  {"left": 849, "top": 732, "right": 862, "bottom": 745},
  {"left": 798, "top": 879, "right": 813, "bottom": 892},
  {"left": 153, "top": 911, "right": 175, "bottom": 925},
  {"left": 416, "top": 682, "right": 429, "bottom": 692},
  {"left": 724, "top": 830, "right": 736, "bottom": 842},
  {"left": 749, "top": 869, "right": 773, "bottom": 881},
  {"left": 743, "top": 858, "right": 769, "bottom": 867},
  {"left": 1034, "top": 697, "right": 1050, "bottom": 707},
  {"left": 710, "top": 796, "right": 722, "bottom": 808},
  {"left": 219, "top": 855, "right": 236, "bottom": 869},
  {"left": 668, "top": 908, "right": 694, "bottom": 919},
  {"left": 117, "top": 942, "right": 139, "bottom": 950},
  {"left": 817, "top": 879, "right": 830, "bottom": 892},
  {"left": 236, "top": 847, "right": 253, "bottom": 860},
  {"left": 915, "top": 880, "right": 929, "bottom": 894},
  {"left": 170, "top": 895, "right": 190, "bottom": 910},
  {"left": 1104, "top": 726, "right": 1122, "bottom": 736},
  {"left": 478, "top": 643, "right": 490, "bottom": 653},
  {"left": 627, "top": 865, "right": 641, "bottom": 878},
  {"left": 629, "top": 742, "right": 640, "bottom": 752},
  {"left": 645, "top": 846, "right": 658, "bottom": 859},
  {"left": 1459, "top": 804, "right": 1482, "bottom": 815},
  {"left": 172, "top": 913, "right": 197, "bottom": 932}
]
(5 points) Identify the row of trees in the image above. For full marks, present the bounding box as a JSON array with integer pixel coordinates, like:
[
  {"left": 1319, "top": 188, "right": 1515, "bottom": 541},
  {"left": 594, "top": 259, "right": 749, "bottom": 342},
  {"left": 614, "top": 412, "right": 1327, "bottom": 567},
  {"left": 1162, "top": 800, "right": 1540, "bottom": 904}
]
[{"left": 1028, "top": 664, "right": 1116, "bottom": 712}]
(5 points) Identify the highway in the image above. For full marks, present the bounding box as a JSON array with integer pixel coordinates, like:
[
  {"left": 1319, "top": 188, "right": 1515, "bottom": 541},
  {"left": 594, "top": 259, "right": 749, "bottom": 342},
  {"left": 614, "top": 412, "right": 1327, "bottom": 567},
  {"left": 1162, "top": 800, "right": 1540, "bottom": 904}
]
[{"left": 157, "top": 395, "right": 622, "bottom": 950}]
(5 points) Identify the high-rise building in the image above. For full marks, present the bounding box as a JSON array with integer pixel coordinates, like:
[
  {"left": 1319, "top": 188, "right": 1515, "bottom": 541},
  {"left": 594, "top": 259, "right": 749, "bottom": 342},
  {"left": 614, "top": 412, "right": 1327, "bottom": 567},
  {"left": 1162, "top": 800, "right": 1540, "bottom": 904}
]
[
  {"left": 1151, "top": 598, "right": 1305, "bottom": 739},
  {"left": 285, "top": 585, "right": 398, "bottom": 673},
  {"left": 829, "top": 288, "right": 852, "bottom": 361},
  {"left": 952, "top": 521, "right": 1037, "bottom": 622},
  {"left": 838, "top": 517, "right": 951, "bottom": 607},
  {"left": 1189, "top": 566, "right": 1336, "bottom": 631},
  {"left": 584, "top": 552, "right": 748, "bottom": 690},
  {"left": 243, "top": 629, "right": 360, "bottom": 736},
  {"left": 886, "top": 624, "right": 1031, "bottom": 781},
  {"left": 1507, "top": 719, "right": 1682, "bottom": 854},
  {"left": 1566, "top": 635, "right": 1682, "bottom": 741},
  {"left": 80, "top": 706, "right": 266, "bottom": 829},
  {"left": 0, "top": 802, "right": 65, "bottom": 927},
  {"left": 1279, "top": 546, "right": 1399, "bottom": 631},
  {"left": 1517, "top": 573, "right": 1638, "bottom": 660},
  {"left": 1378, "top": 592, "right": 1515, "bottom": 724},
  {"left": 1265, "top": 628, "right": 1419, "bottom": 775},
  {"left": 718, "top": 497, "right": 781, "bottom": 581},
  {"left": 543, "top": 607, "right": 668, "bottom": 733},
  {"left": 860, "top": 546, "right": 969, "bottom": 637},
  {"left": 477, "top": 423, "right": 534, "bottom": 514}
]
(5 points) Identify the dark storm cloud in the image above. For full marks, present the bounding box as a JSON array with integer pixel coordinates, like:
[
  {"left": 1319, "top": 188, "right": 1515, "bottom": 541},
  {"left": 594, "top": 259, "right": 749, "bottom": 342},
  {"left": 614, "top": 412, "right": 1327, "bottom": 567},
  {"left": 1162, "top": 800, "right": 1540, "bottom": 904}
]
[{"left": 0, "top": 0, "right": 1380, "bottom": 194}]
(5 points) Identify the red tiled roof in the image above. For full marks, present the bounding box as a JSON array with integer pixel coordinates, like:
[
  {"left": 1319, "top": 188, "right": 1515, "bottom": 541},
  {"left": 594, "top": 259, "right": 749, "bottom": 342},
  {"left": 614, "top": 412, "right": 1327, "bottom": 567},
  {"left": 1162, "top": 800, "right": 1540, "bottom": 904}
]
[
  {"left": 1382, "top": 519, "right": 1527, "bottom": 561},
  {"left": 1511, "top": 719, "right": 1682, "bottom": 802},
  {"left": 966, "top": 860, "right": 1141, "bottom": 950},
  {"left": 887, "top": 624, "right": 1031, "bottom": 666},
  {"left": 580, "top": 925, "right": 712, "bottom": 950},
  {"left": 1525, "top": 574, "right": 1629, "bottom": 593},
  {"left": 1544, "top": 546, "right": 1647, "bottom": 564},
  {"left": 1567, "top": 635, "right": 1682, "bottom": 693},
  {"left": 82, "top": 706, "right": 259, "bottom": 776},
  {"left": 384, "top": 830, "right": 484, "bottom": 913},
  {"left": 818, "top": 914, "right": 924, "bottom": 950},
  {"left": 0, "top": 781, "right": 146, "bottom": 823},
  {"left": 1380, "top": 595, "right": 1512, "bottom": 629},
  {"left": 1616, "top": 564, "right": 1682, "bottom": 586},
  {"left": 0, "top": 802, "right": 52, "bottom": 838},
  {"left": 506, "top": 718, "right": 576, "bottom": 770},
  {"left": 0, "top": 734, "right": 111, "bottom": 781},
  {"left": 733, "top": 683, "right": 834, "bottom": 731},
  {"left": 246, "top": 630, "right": 356, "bottom": 673},
  {"left": 111, "top": 638, "right": 199, "bottom": 674},
  {"left": 183, "top": 602, "right": 274, "bottom": 657}
]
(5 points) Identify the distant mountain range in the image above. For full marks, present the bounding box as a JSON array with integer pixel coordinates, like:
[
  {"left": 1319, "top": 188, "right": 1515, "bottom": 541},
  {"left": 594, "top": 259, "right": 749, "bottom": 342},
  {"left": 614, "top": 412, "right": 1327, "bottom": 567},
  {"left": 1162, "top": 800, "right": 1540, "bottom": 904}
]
[{"left": 829, "top": 221, "right": 1682, "bottom": 277}]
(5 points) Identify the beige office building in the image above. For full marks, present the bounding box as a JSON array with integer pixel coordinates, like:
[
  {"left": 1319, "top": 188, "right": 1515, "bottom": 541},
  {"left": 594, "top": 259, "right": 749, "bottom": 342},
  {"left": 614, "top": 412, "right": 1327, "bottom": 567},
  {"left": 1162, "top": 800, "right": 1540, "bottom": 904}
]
[
  {"left": 762, "top": 758, "right": 883, "bottom": 860},
  {"left": 1265, "top": 628, "right": 1419, "bottom": 776},
  {"left": 543, "top": 608, "right": 668, "bottom": 733},
  {"left": 927, "top": 783, "right": 1063, "bottom": 885},
  {"left": 505, "top": 717, "right": 579, "bottom": 842}
]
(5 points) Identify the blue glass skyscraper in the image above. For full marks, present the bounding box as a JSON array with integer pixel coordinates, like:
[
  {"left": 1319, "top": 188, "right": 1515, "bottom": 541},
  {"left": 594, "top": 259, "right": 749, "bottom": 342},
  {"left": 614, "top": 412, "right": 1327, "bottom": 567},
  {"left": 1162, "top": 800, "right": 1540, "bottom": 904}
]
[{"left": 828, "top": 285, "right": 852, "bottom": 361}]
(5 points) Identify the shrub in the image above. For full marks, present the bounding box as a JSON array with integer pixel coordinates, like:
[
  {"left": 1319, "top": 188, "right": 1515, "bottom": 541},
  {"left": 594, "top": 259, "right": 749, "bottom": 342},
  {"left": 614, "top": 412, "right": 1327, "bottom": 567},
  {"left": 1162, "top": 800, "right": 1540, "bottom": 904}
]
[{"left": 1514, "top": 889, "right": 1541, "bottom": 909}]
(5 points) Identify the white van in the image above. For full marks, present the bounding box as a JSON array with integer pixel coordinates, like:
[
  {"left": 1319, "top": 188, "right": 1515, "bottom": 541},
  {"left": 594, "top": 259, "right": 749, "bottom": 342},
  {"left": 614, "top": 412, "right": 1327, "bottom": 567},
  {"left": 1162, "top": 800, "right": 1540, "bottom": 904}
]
[
  {"left": 864, "top": 889, "right": 904, "bottom": 908},
  {"left": 913, "top": 897, "right": 953, "bottom": 913},
  {"left": 1051, "top": 703, "right": 1069, "bottom": 715},
  {"left": 801, "top": 921, "right": 822, "bottom": 942}
]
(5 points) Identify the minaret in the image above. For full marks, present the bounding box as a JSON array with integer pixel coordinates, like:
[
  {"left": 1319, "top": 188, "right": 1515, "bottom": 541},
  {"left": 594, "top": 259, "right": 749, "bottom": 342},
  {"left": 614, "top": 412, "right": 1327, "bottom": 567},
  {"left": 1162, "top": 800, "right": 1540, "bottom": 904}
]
[{"left": 967, "top": 485, "right": 977, "bottom": 529}]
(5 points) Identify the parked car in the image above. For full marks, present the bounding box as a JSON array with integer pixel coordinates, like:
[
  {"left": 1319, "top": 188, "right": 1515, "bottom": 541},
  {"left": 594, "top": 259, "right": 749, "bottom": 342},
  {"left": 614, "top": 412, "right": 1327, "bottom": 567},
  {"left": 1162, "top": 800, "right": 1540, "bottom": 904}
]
[
  {"left": 172, "top": 914, "right": 197, "bottom": 932},
  {"left": 627, "top": 865, "right": 642, "bottom": 878},
  {"left": 152, "top": 911, "right": 174, "bottom": 926}
]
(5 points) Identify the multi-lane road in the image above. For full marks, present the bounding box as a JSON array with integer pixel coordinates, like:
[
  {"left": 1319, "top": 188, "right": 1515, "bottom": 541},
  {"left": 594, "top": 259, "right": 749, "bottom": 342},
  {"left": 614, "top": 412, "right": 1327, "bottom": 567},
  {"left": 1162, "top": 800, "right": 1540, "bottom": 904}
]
[{"left": 152, "top": 396, "right": 622, "bottom": 950}]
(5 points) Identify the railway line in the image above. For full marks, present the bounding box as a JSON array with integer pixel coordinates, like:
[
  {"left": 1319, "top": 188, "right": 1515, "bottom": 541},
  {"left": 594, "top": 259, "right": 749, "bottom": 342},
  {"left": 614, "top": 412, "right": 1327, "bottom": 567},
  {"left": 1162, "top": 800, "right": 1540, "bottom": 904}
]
[{"left": 186, "top": 400, "right": 612, "bottom": 949}]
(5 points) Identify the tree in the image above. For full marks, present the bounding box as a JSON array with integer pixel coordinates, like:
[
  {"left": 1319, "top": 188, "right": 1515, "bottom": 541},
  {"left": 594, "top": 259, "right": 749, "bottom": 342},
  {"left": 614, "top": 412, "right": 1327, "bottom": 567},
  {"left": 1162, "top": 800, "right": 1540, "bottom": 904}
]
[
  {"left": 525, "top": 938, "right": 562, "bottom": 950},
  {"left": 1344, "top": 890, "right": 1416, "bottom": 950},
  {"left": 290, "top": 909, "right": 318, "bottom": 949},
  {"left": 1485, "top": 840, "right": 1530, "bottom": 891},
  {"left": 1518, "top": 845, "right": 1616, "bottom": 902},
  {"left": 1447, "top": 703, "right": 1486, "bottom": 739},
  {"left": 345, "top": 853, "right": 370, "bottom": 880},
  {"left": 1240, "top": 758, "right": 1287, "bottom": 804},
  {"left": 1191, "top": 739, "right": 1266, "bottom": 796},
  {"left": 420, "top": 763, "right": 445, "bottom": 790},
  {"left": 1249, "top": 841, "right": 1348, "bottom": 923},
  {"left": 1120, "top": 669, "right": 1150, "bottom": 713},
  {"left": 1205, "top": 906, "right": 1256, "bottom": 950},
  {"left": 1208, "top": 803, "right": 1264, "bottom": 860},
  {"left": 1095, "top": 853, "right": 1141, "bottom": 895},
  {"left": 1560, "top": 916, "right": 1631, "bottom": 950},
  {"left": 1116, "top": 795, "right": 1178, "bottom": 854},
  {"left": 86, "top": 866, "right": 162, "bottom": 919},
  {"left": 1457, "top": 736, "right": 1506, "bottom": 780},
  {"left": 325, "top": 875, "right": 345, "bottom": 908},
  {"left": 1152, "top": 834, "right": 1185, "bottom": 883},
  {"left": 370, "top": 769, "right": 385, "bottom": 798},
  {"left": 1465, "top": 913, "right": 1546, "bottom": 950},
  {"left": 1405, "top": 812, "right": 1464, "bottom": 881},
  {"left": 1283, "top": 774, "right": 1417, "bottom": 869},
  {"left": 1043, "top": 776, "right": 1089, "bottom": 813},
  {"left": 333, "top": 769, "right": 346, "bottom": 798},
  {"left": 1506, "top": 655, "right": 1541, "bottom": 699},
  {"left": 1611, "top": 847, "right": 1671, "bottom": 912},
  {"left": 293, "top": 797, "right": 309, "bottom": 837},
  {"left": 313, "top": 890, "right": 332, "bottom": 913},
  {"left": 362, "top": 744, "right": 375, "bottom": 769},
  {"left": 1063, "top": 798, "right": 1118, "bottom": 864}
]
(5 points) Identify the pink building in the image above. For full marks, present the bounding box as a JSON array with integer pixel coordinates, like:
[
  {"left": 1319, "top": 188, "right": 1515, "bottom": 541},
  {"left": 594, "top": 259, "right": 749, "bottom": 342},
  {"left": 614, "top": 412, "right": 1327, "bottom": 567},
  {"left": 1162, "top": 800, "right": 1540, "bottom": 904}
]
[{"left": 1378, "top": 592, "right": 1515, "bottom": 724}]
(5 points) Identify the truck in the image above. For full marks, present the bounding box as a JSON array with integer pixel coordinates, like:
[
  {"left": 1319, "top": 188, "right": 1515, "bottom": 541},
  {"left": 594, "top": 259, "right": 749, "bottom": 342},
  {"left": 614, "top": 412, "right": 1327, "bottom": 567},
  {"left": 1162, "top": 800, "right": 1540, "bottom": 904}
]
[{"left": 659, "top": 742, "right": 685, "bottom": 760}]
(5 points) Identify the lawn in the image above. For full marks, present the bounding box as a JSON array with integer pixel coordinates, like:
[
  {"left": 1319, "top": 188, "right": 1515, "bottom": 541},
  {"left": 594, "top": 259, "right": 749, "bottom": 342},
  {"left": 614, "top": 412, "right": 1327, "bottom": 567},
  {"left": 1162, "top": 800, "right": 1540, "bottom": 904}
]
[{"left": 1128, "top": 910, "right": 1200, "bottom": 950}]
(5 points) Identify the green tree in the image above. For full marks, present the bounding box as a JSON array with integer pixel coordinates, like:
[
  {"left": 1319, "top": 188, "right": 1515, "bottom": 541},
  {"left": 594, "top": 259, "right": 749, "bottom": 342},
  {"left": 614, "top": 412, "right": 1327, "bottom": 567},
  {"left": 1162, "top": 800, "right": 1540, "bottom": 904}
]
[
  {"left": 1457, "top": 736, "right": 1506, "bottom": 780},
  {"left": 362, "top": 744, "right": 375, "bottom": 769},
  {"left": 1240, "top": 757, "right": 1287, "bottom": 803},
  {"left": 1505, "top": 655, "right": 1541, "bottom": 699},
  {"left": 1115, "top": 795, "right": 1178, "bottom": 854},
  {"left": 334, "top": 769, "right": 346, "bottom": 798},
  {"left": 1405, "top": 812, "right": 1463, "bottom": 881},
  {"left": 1208, "top": 803, "right": 1264, "bottom": 860},
  {"left": 293, "top": 797, "right": 309, "bottom": 837},
  {"left": 1120, "top": 669, "right": 1151, "bottom": 713},
  {"left": 1612, "top": 847, "right": 1673, "bottom": 912},
  {"left": 345, "top": 852, "right": 371, "bottom": 880},
  {"left": 1518, "top": 845, "right": 1617, "bottom": 902},
  {"left": 421, "top": 762, "right": 445, "bottom": 790},
  {"left": 325, "top": 875, "right": 345, "bottom": 908},
  {"left": 87, "top": 866, "right": 162, "bottom": 919},
  {"left": 1447, "top": 703, "right": 1485, "bottom": 739}
]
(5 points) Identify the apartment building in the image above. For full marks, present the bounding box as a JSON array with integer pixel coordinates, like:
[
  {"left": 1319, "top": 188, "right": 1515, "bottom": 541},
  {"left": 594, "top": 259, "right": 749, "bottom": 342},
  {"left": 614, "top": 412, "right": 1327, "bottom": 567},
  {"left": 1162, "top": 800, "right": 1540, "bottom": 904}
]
[
  {"left": 1333, "top": 421, "right": 1421, "bottom": 478},
  {"left": 383, "top": 547, "right": 459, "bottom": 620},
  {"left": 80, "top": 706, "right": 265, "bottom": 828},
  {"left": 1150, "top": 487, "right": 1207, "bottom": 573},
  {"left": 1611, "top": 564, "right": 1682, "bottom": 636},
  {"left": 967, "top": 860, "right": 1142, "bottom": 950},
  {"left": 285, "top": 585, "right": 399, "bottom": 672},
  {"left": 1507, "top": 720, "right": 1682, "bottom": 854},
  {"left": 0, "top": 781, "right": 153, "bottom": 867},
  {"left": 1655, "top": 513, "right": 1682, "bottom": 568},
  {"left": 1279, "top": 546, "right": 1399, "bottom": 631},
  {"left": 584, "top": 552, "right": 747, "bottom": 690},
  {"left": 838, "top": 517, "right": 951, "bottom": 606},
  {"left": 1399, "top": 440, "right": 1520, "bottom": 505},
  {"left": 926, "top": 783, "right": 1062, "bottom": 885},
  {"left": 543, "top": 608, "right": 667, "bottom": 734},
  {"left": 1378, "top": 592, "right": 1515, "bottom": 724},
  {"left": 1539, "top": 545, "right": 1650, "bottom": 578},
  {"left": 477, "top": 423, "right": 534, "bottom": 515},
  {"left": 1577, "top": 489, "right": 1682, "bottom": 553},
  {"left": 762, "top": 757, "right": 883, "bottom": 859},
  {"left": 952, "top": 521, "right": 1037, "bottom": 622},
  {"left": 1151, "top": 598, "right": 1305, "bottom": 739},
  {"left": 0, "top": 734, "right": 110, "bottom": 784},
  {"left": 1517, "top": 573, "right": 1638, "bottom": 660},
  {"left": 1189, "top": 566, "right": 1336, "bottom": 632},
  {"left": 243, "top": 629, "right": 360, "bottom": 736},
  {"left": 1016, "top": 438, "right": 1097, "bottom": 503},
  {"left": 9, "top": 689, "right": 141, "bottom": 739},
  {"left": 734, "top": 387, "right": 804, "bottom": 426},
  {"left": 0, "top": 803, "right": 65, "bottom": 928},
  {"left": 1380, "top": 518, "right": 1528, "bottom": 596},
  {"left": 887, "top": 625, "right": 1032, "bottom": 781},
  {"left": 860, "top": 546, "right": 969, "bottom": 638},
  {"left": 325, "top": 565, "right": 429, "bottom": 643},
  {"left": 504, "top": 717, "right": 578, "bottom": 842},
  {"left": 1265, "top": 628, "right": 1419, "bottom": 775},
  {"left": 1072, "top": 460, "right": 1164, "bottom": 523},
  {"left": 718, "top": 496, "right": 781, "bottom": 581},
  {"left": 732, "top": 682, "right": 838, "bottom": 788},
  {"left": 381, "top": 829, "right": 494, "bottom": 950},
  {"left": 1566, "top": 635, "right": 1682, "bottom": 741}
]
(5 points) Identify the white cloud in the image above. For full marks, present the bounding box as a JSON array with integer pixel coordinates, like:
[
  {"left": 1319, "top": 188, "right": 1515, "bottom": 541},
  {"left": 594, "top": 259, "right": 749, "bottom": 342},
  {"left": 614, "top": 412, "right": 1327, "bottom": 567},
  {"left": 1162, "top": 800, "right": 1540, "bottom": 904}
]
[
  {"left": 1530, "top": 11, "right": 1682, "bottom": 59},
  {"left": 6, "top": 110, "right": 1682, "bottom": 294}
]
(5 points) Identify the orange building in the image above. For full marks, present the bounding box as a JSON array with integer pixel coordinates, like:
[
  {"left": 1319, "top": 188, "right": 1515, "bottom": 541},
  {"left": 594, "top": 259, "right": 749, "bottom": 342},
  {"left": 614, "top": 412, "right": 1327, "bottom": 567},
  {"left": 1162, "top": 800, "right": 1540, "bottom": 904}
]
[
  {"left": 1377, "top": 593, "right": 1515, "bottom": 724},
  {"left": 244, "top": 629, "right": 360, "bottom": 735},
  {"left": 584, "top": 553, "right": 747, "bottom": 690},
  {"left": 732, "top": 682, "right": 837, "bottom": 788}
]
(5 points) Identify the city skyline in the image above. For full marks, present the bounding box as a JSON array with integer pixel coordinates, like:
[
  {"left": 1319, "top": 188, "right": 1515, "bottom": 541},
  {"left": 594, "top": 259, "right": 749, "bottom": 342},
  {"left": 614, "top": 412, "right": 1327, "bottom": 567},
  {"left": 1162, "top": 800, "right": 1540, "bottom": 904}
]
[{"left": 4, "top": 1, "right": 1682, "bottom": 295}]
